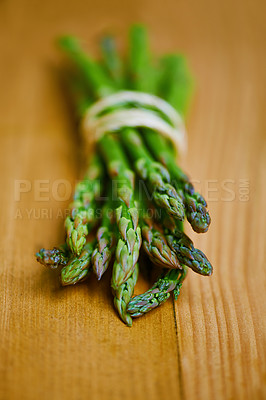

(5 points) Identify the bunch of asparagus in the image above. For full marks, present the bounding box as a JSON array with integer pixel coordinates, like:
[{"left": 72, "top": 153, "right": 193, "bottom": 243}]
[{"left": 36, "top": 25, "right": 212, "bottom": 326}]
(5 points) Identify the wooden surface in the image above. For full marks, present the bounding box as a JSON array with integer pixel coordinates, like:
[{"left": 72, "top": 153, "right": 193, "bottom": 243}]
[{"left": 0, "top": 1, "right": 265, "bottom": 399}]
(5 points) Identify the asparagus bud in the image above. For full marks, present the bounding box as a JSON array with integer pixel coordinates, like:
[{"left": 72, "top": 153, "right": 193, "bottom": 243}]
[
  {"left": 61, "top": 241, "right": 95, "bottom": 285},
  {"left": 112, "top": 264, "right": 139, "bottom": 326},
  {"left": 36, "top": 244, "right": 70, "bottom": 269}
]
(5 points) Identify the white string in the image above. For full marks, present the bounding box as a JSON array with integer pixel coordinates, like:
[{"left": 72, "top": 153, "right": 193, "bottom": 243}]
[{"left": 81, "top": 91, "right": 187, "bottom": 154}]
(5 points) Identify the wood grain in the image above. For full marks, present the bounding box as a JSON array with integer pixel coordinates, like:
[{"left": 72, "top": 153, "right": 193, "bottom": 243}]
[{"left": 0, "top": 0, "right": 265, "bottom": 399}]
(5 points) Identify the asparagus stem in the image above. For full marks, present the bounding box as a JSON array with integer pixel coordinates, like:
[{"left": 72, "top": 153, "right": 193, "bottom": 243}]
[
  {"left": 128, "top": 25, "right": 159, "bottom": 93},
  {"left": 158, "top": 54, "right": 193, "bottom": 117},
  {"left": 61, "top": 241, "right": 95, "bottom": 286},
  {"left": 65, "top": 154, "right": 104, "bottom": 256},
  {"left": 57, "top": 36, "right": 115, "bottom": 98},
  {"left": 100, "top": 36, "right": 124, "bottom": 89},
  {"left": 97, "top": 134, "right": 141, "bottom": 288},
  {"left": 60, "top": 67, "right": 93, "bottom": 119},
  {"left": 112, "top": 263, "right": 139, "bottom": 326},
  {"left": 91, "top": 197, "right": 116, "bottom": 280},
  {"left": 35, "top": 244, "right": 70, "bottom": 269},
  {"left": 127, "top": 267, "right": 187, "bottom": 318}
]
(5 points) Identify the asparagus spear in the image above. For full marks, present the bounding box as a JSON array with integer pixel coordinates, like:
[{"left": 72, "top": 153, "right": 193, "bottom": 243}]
[
  {"left": 58, "top": 36, "right": 142, "bottom": 323},
  {"left": 127, "top": 267, "right": 187, "bottom": 318},
  {"left": 98, "top": 134, "right": 141, "bottom": 288},
  {"left": 35, "top": 244, "right": 70, "bottom": 269},
  {"left": 160, "top": 213, "right": 212, "bottom": 275},
  {"left": 127, "top": 25, "right": 211, "bottom": 233},
  {"left": 135, "top": 188, "right": 182, "bottom": 269},
  {"left": 91, "top": 197, "right": 116, "bottom": 280},
  {"left": 98, "top": 135, "right": 141, "bottom": 324},
  {"left": 165, "top": 227, "right": 212, "bottom": 276},
  {"left": 143, "top": 129, "right": 211, "bottom": 233},
  {"left": 120, "top": 128, "right": 185, "bottom": 221},
  {"left": 141, "top": 216, "right": 181, "bottom": 269},
  {"left": 58, "top": 45, "right": 107, "bottom": 255},
  {"left": 65, "top": 154, "right": 104, "bottom": 256},
  {"left": 112, "top": 263, "right": 139, "bottom": 326},
  {"left": 61, "top": 241, "right": 95, "bottom": 286},
  {"left": 146, "top": 54, "right": 210, "bottom": 233}
]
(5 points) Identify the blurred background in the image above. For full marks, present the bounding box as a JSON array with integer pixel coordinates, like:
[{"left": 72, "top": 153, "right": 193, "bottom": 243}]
[{"left": 0, "top": 1, "right": 265, "bottom": 400}]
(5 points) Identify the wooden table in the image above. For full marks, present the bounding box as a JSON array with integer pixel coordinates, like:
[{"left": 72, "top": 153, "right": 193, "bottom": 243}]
[{"left": 1, "top": 0, "right": 265, "bottom": 399}]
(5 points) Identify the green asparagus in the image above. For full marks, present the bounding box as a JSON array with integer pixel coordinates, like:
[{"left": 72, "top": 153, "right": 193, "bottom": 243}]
[
  {"left": 143, "top": 129, "right": 211, "bottom": 233},
  {"left": 36, "top": 26, "right": 214, "bottom": 326},
  {"left": 151, "top": 53, "right": 210, "bottom": 232},
  {"left": 127, "top": 25, "right": 211, "bottom": 233},
  {"left": 127, "top": 267, "right": 187, "bottom": 318},
  {"left": 91, "top": 198, "right": 116, "bottom": 280},
  {"left": 120, "top": 128, "right": 185, "bottom": 220},
  {"left": 98, "top": 134, "right": 141, "bottom": 288},
  {"left": 164, "top": 225, "right": 212, "bottom": 276},
  {"left": 112, "top": 263, "right": 139, "bottom": 326},
  {"left": 141, "top": 217, "right": 181, "bottom": 269},
  {"left": 61, "top": 241, "right": 95, "bottom": 285},
  {"left": 65, "top": 154, "right": 104, "bottom": 256}
]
